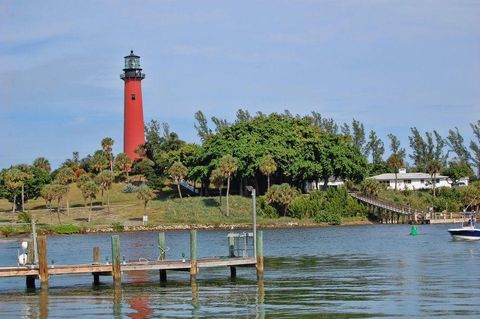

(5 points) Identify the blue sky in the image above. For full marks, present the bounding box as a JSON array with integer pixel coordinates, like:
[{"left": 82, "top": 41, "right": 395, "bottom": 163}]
[{"left": 1, "top": 0, "right": 479, "bottom": 169}]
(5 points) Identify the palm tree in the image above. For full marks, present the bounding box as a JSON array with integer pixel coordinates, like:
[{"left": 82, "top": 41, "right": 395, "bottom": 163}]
[
  {"left": 4, "top": 168, "right": 27, "bottom": 213},
  {"left": 386, "top": 154, "right": 404, "bottom": 191},
  {"left": 426, "top": 160, "right": 442, "bottom": 197},
  {"left": 218, "top": 155, "right": 238, "bottom": 217},
  {"left": 90, "top": 150, "right": 109, "bottom": 173},
  {"left": 76, "top": 174, "right": 92, "bottom": 207},
  {"left": 50, "top": 183, "right": 68, "bottom": 223},
  {"left": 361, "top": 179, "right": 383, "bottom": 196},
  {"left": 168, "top": 161, "right": 188, "bottom": 199},
  {"left": 15, "top": 164, "right": 32, "bottom": 212},
  {"left": 137, "top": 185, "right": 156, "bottom": 225},
  {"left": 209, "top": 168, "right": 224, "bottom": 204},
  {"left": 266, "top": 183, "right": 298, "bottom": 216},
  {"left": 55, "top": 167, "right": 76, "bottom": 215},
  {"left": 82, "top": 181, "right": 99, "bottom": 222},
  {"left": 95, "top": 170, "right": 114, "bottom": 212},
  {"left": 259, "top": 155, "right": 277, "bottom": 192},
  {"left": 33, "top": 157, "right": 51, "bottom": 173},
  {"left": 40, "top": 184, "right": 55, "bottom": 211},
  {"left": 115, "top": 152, "right": 132, "bottom": 179},
  {"left": 101, "top": 137, "right": 114, "bottom": 172}
]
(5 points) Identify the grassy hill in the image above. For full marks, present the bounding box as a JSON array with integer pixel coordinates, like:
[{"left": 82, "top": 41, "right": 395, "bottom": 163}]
[{"left": 0, "top": 183, "right": 311, "bottom": 233}]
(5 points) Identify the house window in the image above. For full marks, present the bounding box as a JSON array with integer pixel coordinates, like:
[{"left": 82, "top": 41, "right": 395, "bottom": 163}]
[
  {"left": 405, "top": 179, "right": 412, "bottom": 184},
  {"left": 436, "top": 178, "right": 440, "bottom": 183},
  {"left": 420, "top": 179, "right": 424, "bottom": 183},
  {"left": 131, "top": 94, "right": 136, "bottom": 100}
]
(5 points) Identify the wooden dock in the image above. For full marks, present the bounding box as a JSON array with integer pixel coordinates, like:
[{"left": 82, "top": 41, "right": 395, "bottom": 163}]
[{"left": 0, "top": 229, "right": 264, "bottom": 289}]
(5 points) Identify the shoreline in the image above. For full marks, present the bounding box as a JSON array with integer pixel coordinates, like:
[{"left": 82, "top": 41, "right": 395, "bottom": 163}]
[{"left": 0, "top": 219, "right": 374, "bottom": 238}]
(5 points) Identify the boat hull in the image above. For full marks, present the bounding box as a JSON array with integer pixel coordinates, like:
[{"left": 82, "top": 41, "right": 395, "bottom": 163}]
[{"left": 448, "top": 229, "right": 480, "bottom": 241}]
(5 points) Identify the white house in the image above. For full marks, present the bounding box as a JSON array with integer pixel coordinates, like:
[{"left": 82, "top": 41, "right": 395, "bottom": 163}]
[
  {"left": 370, "top": 168, "right": 451, "bottom": 190},
  {"left": 304, "top": 178, "right": 344, "bottom": 192}
]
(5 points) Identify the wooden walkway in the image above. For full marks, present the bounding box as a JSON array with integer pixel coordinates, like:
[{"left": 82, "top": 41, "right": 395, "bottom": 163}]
[
  {"left": 0, "top": 230, "right": 264, "bottom": 289},
  {"left": 350, "top": 192, "right": 428, "bottom": 224},
  {"left": 0, "top": 257, "right": 256, "bottom": 278}
]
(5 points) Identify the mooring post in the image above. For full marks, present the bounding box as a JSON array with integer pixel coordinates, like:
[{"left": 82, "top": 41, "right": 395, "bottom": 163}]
[
  {"left": 228, "top": 234, "right": 236, "bottom": 278},
  {"left": 190, "top": 230, "right": 197, "bottom": 280},
  {"left": 158, "top": 232, "right": 167, "bottom": 282},
  {"left": 93, "top": 247, "right": 100, "bottom": 285},
  {"left": 38, "top": 235, "right": 48, "bottom": 288},
  {"left": 256, "top": 230, "right": 264, "bottom": 279},
  {"left": 111, "top": 235, "right": 121, "bottom": 283},
  {"left": 26, "top": 240, "right": 36, "bottom": 289}
]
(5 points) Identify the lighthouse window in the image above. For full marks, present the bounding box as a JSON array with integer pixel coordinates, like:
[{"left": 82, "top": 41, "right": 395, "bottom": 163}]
[{"left": 131, "top": 94, "right": 136, "bottom": 100}]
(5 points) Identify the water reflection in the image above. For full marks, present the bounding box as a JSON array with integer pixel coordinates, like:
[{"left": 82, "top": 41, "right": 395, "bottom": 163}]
[{"left": 1, "top": 226, "right": 480, "bottom": 318}]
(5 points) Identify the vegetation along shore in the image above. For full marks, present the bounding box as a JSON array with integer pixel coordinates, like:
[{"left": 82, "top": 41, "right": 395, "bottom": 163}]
[{"left": 1, "top": 111, "right": 479, "bottom": 237}]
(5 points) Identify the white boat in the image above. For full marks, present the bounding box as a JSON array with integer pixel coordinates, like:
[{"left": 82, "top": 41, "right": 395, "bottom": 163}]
[{"left": 448, "top": 212, "right": 480, "bottom": 241}]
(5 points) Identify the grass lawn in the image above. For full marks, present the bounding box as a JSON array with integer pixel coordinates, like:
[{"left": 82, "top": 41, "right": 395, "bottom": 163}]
[{"left": 0, "top": 183, "right": 318, "bottom": 232}]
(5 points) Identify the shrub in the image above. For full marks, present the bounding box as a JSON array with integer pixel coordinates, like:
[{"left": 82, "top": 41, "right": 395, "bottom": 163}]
[
  {"left": 123, "top": 183, "right": 139, "bottom": 193},
  {"left": 111, "top": 222, "right": 125, "bottom": 232},
  {"left": 256, "top": 196, "right": 279, "bottom": 218},
  {"left": 313, "top": 210, "right": 341, "bottom": 225},
  {"left": 17, "top": 211, "right": 32, "bottom": 224},
  {"left": 0, "top": 226, "right": 17, "bottom": 237},
  {"left": 47, "top": 224, "right": 81, "bottom": 235},
  {"left": 289, "top": 195, "right": 322, "bottom": 219}
]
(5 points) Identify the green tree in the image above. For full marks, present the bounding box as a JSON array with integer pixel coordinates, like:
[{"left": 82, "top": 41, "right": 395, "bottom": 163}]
[
  {"left": 426, "top": 160, "right": 442, "bottom": 197},
  {"left": 365, "top": 130, "right": 385, "bottom": 165},
  {"left": 386, "top": 154, "right": 404, "bottom": 191},
  {"left": 40, "top": 184, "right": 55, "bottom": 210},
  {"left": 95, "top": 170, "right": 114, "bottom": 212},
  {"left": 55, "top": 167, "right": 76, "bottom": 215},
  {"left": 443, "top": 161, "right": 474, "bottom": 185},
  {"left": 470, "top": 120, "right": 480, "bottom": 177},
  {"left": 351, "top": 119, "right": 366, "bottom": 155},
  {"left": 49, "top": 183, "right": 68, "bottom": 223},
  {"left": 194, "top": 110, "right": 213, "bottom": 143},
  {"left": 15, "top": 164, "right": 33, "bottom": 212},
  {"left": 387, "top": 133, "right": 406, "bottom": 160},
  {"left": 101, "top": 137, "right": 114, "bottom": 172},
  {"left": 209, "top": 168, "right": 224, "bottom": 203},
  {"left": 361, "top": 179, "right": 383, "bottom": 196},
  {"left": 4, "top": 168, "right": 28, "bottom": 213},
  {"left": 33, "top": 157, "right": 51, "bottom": 173},
  {"left": 168, "top": 161, "right": 188, "bottom": 200},
  {"left": 76, "top": 174, "right": 92, "bottom": 207},
  {"left": 259, "top": 155, "right": 277, "bottom": 192},
  {"left": 219, "top": 155, "right": 238, "bottom": 217},
  {"left": 90, "top": 150, "right": 109, "bottom": 173},
  {"left": 82, "top": 181, "right": 99, "bottom": 222},
  {"left": 266, "top": 183, "right": 299, "bottom": 216},
  {"left": 115, "top": 153, "right": 132, "bottom": 179},
  {"left": 137, "top": 185, "right": 156, "bottom": 224},
  {"left": 447, "top": 127, "right": 470, "bottom": 164}
]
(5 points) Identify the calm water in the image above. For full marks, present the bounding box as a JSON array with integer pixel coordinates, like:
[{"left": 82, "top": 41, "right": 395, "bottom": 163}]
[{"left": 1, "top": 224, "right": 480, "bottom": 318}]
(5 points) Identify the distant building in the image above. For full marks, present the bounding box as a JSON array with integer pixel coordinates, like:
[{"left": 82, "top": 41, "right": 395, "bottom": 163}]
[
  {"left": 304, "top": 178, "right": 344, "bottom": 192},
  {"left": 370, "top": 168, "right": 452, "bottom": 190}
]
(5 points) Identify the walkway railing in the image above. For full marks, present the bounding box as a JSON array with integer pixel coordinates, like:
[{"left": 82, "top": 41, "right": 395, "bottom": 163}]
[
  {"left": 350, "top": 192, "right": 426, "bottom": 217},
  {"left": 179, "top": 179, "right": 200, "bottom": 194}
]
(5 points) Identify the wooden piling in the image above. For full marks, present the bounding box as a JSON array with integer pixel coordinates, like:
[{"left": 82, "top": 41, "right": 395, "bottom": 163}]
[
  {"left": 38, "top": 235, "right": 48, "bottom": 288},
  {"left": 158, "top": 232, "right": 167, "bottom": 282},
  {"left": 111, "top": 235, "right": 121, "bottom": 283},
  {"left": 228, "top": 235, "right": 236, "bottom": 278},
  {"left": 256, "top": 231, "right": 264, "bottom": 279},
  {"left": 190, "top": 230, "right": 197, "bottom": 279},
  {"left": 93, "top": 247, "right": 100, "bottom": 285},
  {"left": 26, "top": 240, "right": 36, "bottom": 289}
]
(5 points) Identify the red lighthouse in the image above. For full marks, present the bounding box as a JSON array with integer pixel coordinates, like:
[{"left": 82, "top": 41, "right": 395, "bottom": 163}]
[{"left": 121, "top": 50, "right": 145, "bottom": 160}]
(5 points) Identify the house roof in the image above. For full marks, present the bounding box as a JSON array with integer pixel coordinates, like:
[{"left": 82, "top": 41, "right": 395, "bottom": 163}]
[{"left": 370, "top": 172, "right": 448, "bottom": 181}]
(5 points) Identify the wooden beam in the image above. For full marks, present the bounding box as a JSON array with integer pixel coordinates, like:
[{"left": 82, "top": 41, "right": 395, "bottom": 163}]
[
  {"left": 111, "top": 235, "right": 121, "bottom": 283},
  {"left": 190, "top": 230, "right": 197, "bottom": 280},
  {"left": 256, "top": 231, "right": 264, "bottom": 279},
  {"left": 37, "top": 235, "right": 48, "bottom": 288},
  {"left": 158, "top": 232, "right": 167, "bottom": 282}
]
